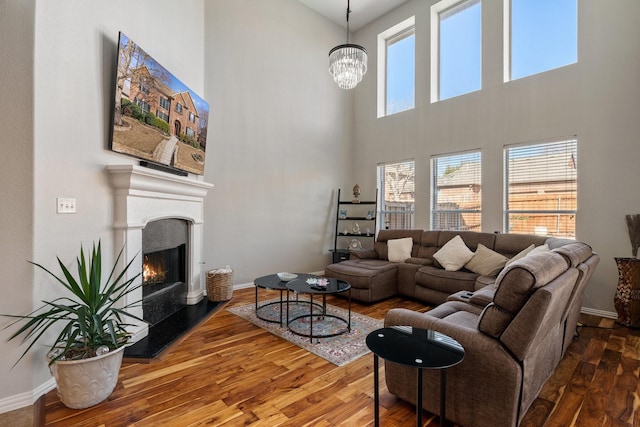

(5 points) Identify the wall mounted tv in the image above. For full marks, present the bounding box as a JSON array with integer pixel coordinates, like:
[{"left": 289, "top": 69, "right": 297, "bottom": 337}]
[{"left": 111, "top": 32, "right": 209, "bottom": 175}]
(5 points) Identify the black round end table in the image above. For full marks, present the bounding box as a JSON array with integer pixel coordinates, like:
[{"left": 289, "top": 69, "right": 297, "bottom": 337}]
[{"left": 366, "top": 326, "right": 465, "bottom": 427}]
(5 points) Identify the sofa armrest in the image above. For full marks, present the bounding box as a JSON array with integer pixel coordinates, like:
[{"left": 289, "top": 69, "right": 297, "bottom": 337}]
[{"left": 350, "top": 249, "right": 378, "bottom": 259}]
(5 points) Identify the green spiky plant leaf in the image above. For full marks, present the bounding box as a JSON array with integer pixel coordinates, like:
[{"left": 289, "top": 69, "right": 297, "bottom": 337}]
[{"left": 2, "top": 241, "right": 144, "bottom": 365}]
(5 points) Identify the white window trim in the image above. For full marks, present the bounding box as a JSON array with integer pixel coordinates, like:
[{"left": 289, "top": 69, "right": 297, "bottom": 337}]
[
  {"left": 377, "top": 16, "right": 415, "bottom": 118},
  {"left": 503, "top": 0, "right": 511, "bottom": 82}
]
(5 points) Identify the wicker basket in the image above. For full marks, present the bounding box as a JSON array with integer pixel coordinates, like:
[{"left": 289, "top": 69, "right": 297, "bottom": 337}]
[{"left": 206, "top": 267, "right": 233, "bottom": 302}]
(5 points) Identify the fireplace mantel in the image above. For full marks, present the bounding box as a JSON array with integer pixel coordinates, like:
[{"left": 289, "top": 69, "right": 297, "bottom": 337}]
[{"left": 106, "top": 164, "right": 214, "bottom": 342}]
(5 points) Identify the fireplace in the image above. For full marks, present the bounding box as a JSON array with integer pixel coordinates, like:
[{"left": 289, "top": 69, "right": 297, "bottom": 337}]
[{"left": 107, "top": 164, "right": 214, "bottom": 344}]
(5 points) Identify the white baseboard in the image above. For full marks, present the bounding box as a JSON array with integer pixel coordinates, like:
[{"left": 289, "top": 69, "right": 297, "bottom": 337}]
[
  {"left": 580, "top": 307, "right": 617, "bottom": 319},
  {"left": 0, "top": 378, "right": 55, "bottom": 414}
]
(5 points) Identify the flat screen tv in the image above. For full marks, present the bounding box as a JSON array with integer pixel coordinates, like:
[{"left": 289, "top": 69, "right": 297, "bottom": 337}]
[{"left": 111, "top": 32, "right": 209, "bottom": 175}]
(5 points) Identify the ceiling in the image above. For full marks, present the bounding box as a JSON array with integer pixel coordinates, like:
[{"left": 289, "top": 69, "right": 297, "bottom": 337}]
[{"left": 298, "top": 0, "right": 410, "bottom": 32}]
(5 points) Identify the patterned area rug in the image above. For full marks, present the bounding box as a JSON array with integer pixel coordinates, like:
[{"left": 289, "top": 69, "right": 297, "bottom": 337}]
[{"left": 228, "top": 298, "right": 382, "bottom": 366}]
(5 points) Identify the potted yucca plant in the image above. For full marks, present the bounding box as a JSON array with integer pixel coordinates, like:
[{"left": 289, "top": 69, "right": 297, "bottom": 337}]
[{"left": 2, "top": 241, "right": 143, "bottom": 409}]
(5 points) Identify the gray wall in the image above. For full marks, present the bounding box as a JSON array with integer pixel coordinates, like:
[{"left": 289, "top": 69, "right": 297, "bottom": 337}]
[{"left": 351, "top": 0, "right": 640, "bottom": 316}]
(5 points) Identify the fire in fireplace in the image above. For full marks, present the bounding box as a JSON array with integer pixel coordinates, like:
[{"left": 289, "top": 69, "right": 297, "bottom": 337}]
[{"left": 141, "top": 243, "right": 187, "bottom": 326}]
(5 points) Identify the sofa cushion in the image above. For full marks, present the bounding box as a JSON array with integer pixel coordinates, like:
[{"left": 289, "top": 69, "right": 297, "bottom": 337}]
[
  {"left": 464, "top": 244, "right": 508, "bottom": 276},
  {"left": 478, "top": 251, "right": 569, "bottom": 338},
  {"left": 388, "top": 237, "right": 413, "bottom": 262},
  {"left": 433, "top": 235, "right": 474, "bottom": 271},
  {"left": 416, "top": 266, "right": 478, "bottom": 294}
]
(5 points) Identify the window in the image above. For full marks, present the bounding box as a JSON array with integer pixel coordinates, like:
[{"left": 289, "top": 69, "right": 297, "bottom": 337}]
[
  {"left": 431, "top": 151, "right": 481, "bottom": 231},
  {"left": 140, "top": 78, "right": 149, "bottom": 94},
  {"left": 377, "top": 17, "right": 415, "bottom": 117},
  {"left": 377, "top": 160, "right": 415, "bottom": 230},
  {"left": 156, "top": 110, "right": 169, "bottom": 122},
  {"left": 175, "top": 103, "right": 183, "bottom": 113},
  {"left": 506, "top": 0, "right": 577, "bottom": 81},
  {"left": 159, "top": 97, "right": 170, "bottom": 110},
  {"left": 188, "top": 112, "right": 196, "bottom": 123},
  {"left": 135, "top": 98, "right": 150, "bottom": 114},
  {"left": 185, "top": 127, "right": 195, "bottom": 138},
  {"left": 431, "top": 0, "right": 481, "bottom": 102},
  {"left": 504, "top": 138, "right": 577, "bottom": 238}
]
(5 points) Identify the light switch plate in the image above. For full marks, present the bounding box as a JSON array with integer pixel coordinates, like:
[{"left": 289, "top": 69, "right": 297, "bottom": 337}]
[{"left": 57, "top": 197, "right": 76, "bottom": 214}]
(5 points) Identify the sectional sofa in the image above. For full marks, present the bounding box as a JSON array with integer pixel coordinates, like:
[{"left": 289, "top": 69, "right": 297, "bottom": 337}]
[
  {"left": 326, "top": 229, "right": 571, "bottom": 304},
  {"left": 326, "top": 229, "right": 599, "bottom": 427}
]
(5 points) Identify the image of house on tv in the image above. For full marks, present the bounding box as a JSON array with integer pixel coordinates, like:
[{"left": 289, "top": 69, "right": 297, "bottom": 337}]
[{"left": 111, "top": 32, "right": 209, "bottom": 175}]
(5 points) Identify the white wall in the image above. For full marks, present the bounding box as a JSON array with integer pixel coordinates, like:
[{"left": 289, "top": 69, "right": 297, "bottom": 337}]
[
  {"left": 351, "top": 0, "right": 640, "bottom": 315},
  {"left": 202, "top": 0, "right": 354, "bottom": 284}
]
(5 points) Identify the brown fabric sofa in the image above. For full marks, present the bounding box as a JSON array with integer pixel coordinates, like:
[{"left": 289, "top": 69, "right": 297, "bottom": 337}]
[
  {"left": 325, "top": 229, "right": 550, "bottom": 304},
  {"left": 383, "top": 241, "right": 599, "bottom": 427}
]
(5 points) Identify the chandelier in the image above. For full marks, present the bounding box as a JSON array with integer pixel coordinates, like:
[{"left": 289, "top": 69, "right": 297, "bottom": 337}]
[{"left": 328, "top": 0, "right": 368, "bottom": 90}]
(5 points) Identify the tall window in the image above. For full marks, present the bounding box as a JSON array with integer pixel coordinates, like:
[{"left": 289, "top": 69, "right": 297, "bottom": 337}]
[
  {"left": 377, "top": 17, "right": 415, "bottom": 117},
  {"left": 504, "top": 139, "right": 577, "bottom": 238},
  {"left": 431, "top": 151, "right": 481, "bottom": 231},
  {"left": 431, "top": 0, "right": 482, "bottom": 102},
  {"left": 159, "top": 97, "right": 170, "bottom": 110},
  {"left": 506, "top": 0, "right": 577, "bottom": 81},
  {"left": 377, "top": 160, "right": 415, "bottom": 230}
]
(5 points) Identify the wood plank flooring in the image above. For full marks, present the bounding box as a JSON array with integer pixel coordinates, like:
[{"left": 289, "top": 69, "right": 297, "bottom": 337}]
[{"left": 43, "top": 287, "right": 639, "bottom": 426}]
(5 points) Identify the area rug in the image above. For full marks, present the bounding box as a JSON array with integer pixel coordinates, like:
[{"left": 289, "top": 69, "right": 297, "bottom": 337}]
[{"left": 228, "top": 298, "right": 382, "bottom": 366}]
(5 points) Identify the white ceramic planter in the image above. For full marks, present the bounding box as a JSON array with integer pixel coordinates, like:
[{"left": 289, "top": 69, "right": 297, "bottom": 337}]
[{"left": 48, "top": 345, "right": 125, "bottom": 409}]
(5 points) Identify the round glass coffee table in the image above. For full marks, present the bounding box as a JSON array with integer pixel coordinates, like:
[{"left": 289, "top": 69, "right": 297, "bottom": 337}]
[
  {"left": 366, "top": 326, "right": 465, "bottom": 427},
  {"left": 286, "top": 276, "right": 351, "bottom": 343},
  {"left": 254, "top": 273, "right": 315, "bottom": 326}
]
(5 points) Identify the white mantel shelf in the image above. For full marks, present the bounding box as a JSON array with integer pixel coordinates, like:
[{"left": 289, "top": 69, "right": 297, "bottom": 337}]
[{"left": 106, "top": 164, "right": 214, "bottom": 343}]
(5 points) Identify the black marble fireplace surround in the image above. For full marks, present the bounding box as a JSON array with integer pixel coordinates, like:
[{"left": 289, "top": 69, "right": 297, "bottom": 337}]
[{"left": 141, "top": 218, "right": 189, "bottom": 325}]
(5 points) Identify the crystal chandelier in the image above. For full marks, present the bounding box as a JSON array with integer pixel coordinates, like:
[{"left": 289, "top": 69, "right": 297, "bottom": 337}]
[{"left": 328, "top": 0, "right": 368, "bottom": 90}]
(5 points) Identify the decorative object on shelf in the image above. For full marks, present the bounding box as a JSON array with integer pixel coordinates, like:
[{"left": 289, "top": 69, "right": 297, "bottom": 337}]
[
  {"left": 352, "top": 184, "right": 361, "bottom": 203},
  {"left": 328, "top": 0, "right": 368, "bottom": 90},
  {"left": 352, "top": 222, "right": 361, "bottom": 234},
  {"left": 349, "top": 239, "right": 363, "bottom": 251},
  {"left": 0, "top": 241, "right": 143, "bottom": 409},
  {"left": 366, "top": 228, "right": 372, "bottom": 237},
  {"left": 332, "top": 188, "right": 378, "bottom": 263}
]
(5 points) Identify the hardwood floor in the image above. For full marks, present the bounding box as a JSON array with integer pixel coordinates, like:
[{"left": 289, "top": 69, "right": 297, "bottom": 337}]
[{"left": 43, "top": 287, "right": 639, "bottom": 427}]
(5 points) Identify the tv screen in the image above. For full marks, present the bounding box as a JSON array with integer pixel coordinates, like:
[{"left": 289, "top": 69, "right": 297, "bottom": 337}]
[{"left": 111, "top": 32, "right": 209, "bottom": 175}]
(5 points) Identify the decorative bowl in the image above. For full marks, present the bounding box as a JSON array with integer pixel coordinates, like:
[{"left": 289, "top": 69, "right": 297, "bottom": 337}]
[{"left": 277, "top": 272, "right": 298, "bottom": 282}]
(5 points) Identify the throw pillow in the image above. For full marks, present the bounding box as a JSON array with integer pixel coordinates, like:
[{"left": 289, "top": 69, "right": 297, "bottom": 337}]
[
  {"left": 504, "top": 244, "right": 535, "bottom": 267},
  {"left": 387, "top": 237, "right": 413, "bottom": 262},
  {"left": 433, "top": 235, "right": 474, "bottom": 271},
  {"left": 464, "top": 244, "right": 508, "bottom": 276}
]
